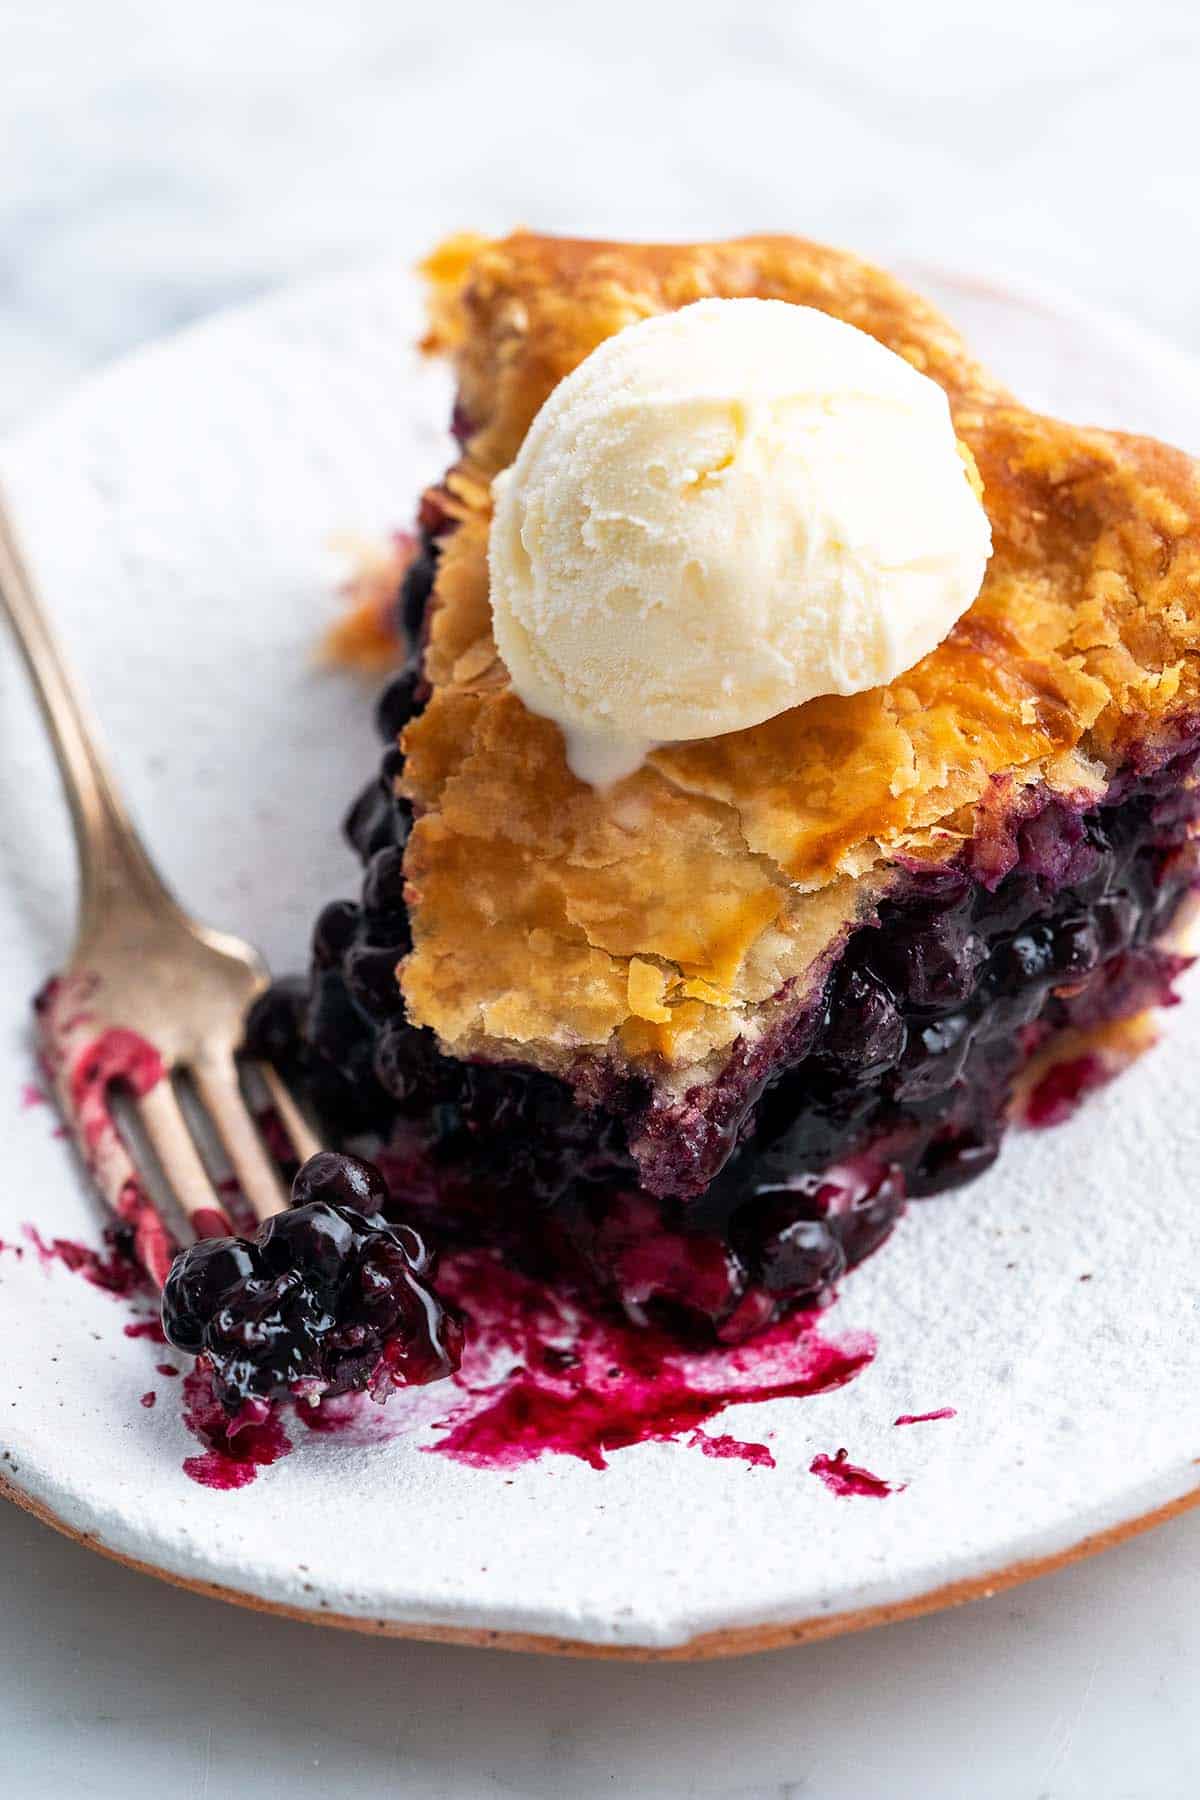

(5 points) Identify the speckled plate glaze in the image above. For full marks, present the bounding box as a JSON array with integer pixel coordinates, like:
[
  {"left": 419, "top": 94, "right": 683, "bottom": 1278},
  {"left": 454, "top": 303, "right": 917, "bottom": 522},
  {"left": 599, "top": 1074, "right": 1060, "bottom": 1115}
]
[{"left": 1, "top": 265, "right": 1198, "bottom": 1657}]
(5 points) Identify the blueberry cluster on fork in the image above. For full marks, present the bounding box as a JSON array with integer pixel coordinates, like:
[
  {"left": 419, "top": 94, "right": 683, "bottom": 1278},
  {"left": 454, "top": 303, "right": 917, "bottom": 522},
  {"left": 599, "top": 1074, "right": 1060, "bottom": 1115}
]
[{"left": 161, "top": 1148, "right": 463, "bottom": 1413}]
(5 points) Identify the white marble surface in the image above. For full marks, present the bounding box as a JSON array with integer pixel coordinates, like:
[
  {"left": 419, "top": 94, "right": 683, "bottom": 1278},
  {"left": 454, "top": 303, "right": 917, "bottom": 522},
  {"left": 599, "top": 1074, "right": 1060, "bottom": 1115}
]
[
  {"left": 3, "top": 4, "right": 1200, "bottom": 1795},
  {"left": 3, "top": 1498, "right": 1200, "bottom": 1800},
  {"left": 6, "top": 0, "right": 1200, "bottom": 435}
]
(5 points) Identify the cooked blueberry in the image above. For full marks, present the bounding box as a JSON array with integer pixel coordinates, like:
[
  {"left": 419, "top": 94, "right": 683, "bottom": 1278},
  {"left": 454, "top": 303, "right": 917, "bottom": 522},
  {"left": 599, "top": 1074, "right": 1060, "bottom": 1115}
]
[
  {"left": 242, "top": 978, "right": 305, "bottom": 1064},
  {"left": 352, "top": 1239, "right": 420, "bottom": 1325},
  {"left": 373, "top": 1021, "right": 440, "bottom": 1106},
  {"left": 869, "top": 918, "right": 986, "bottom": 1008},
  {"left": 257, "top": 1201, "right": 361, "bottom": 1284},
  {"left": 211, "top": 1267, "right": 323, "bottom": 1352},
  {"left": 991, "top": 925, "right": 1056, "bottom": 985},
  {"left": 1051, "top": 915, "right": 1100, "bottom": 979},
  {"left": 1147, "top": 855, "right": 1196, "bottom": 934},
  {"left": 362, "top": 914, "right": 413, "bottom": 957},
  {"left": 379, "top": 744, "right": 407, "bottom": 787},
  {"left": 161, "top": 1238, "right": 261, "bottom": 1354},
  {"left": 826, "top": 1169, "right": 906, "bottom": 1264},
  {"left": 895, "top": 865, "right": 970, "bottom": 913},
  {"left": 385, "top": 1220, "right": 433, "bottom": 1276},
  {"left": 756, "top": 1217, "right": 846, "bottom": 1296},
  {"left": 909, "top": 1125, "right": 1000, "bottom": 1196},
  {"left": 343, "top": 941, "right": 406, "bottom": 1015},
  {"left": 979, "top": 977, "right": 1045, "bottom": 1033},
  {"left": 362, "top": 846, "right": 407, "bottom": 915},
  {"left": 209, "top": 1267, "right": 332, "bottom": 1393},
  {"left": 399, "top": 543, "right": 437, "bottom": 646},
  {"left": 291, "top": 1150, "right": 390, "bottom": 1218},
  {"left": 311, "top": 899, "right": 361, "bottom": 970},
  {"left": 344, "top": 776, "right": 410, "bottom": 861},
  {"left": 1018, "top": 805, "right": 1090, "bottom": 885},
  {"left": 1151, "top": 787, "right": 1198, "bottom": 831},
  {"left": 893, "top": 1012, "right": 973, "bottom": 1102},
  {"left": 823, "top": 968, "right": 905, "bottom": 1076},
  {"left": 375, "top": 664, "right": 423, "bottom": 743},
  {"left": 360, "top": 847, "right": 413, "bottom": 952},
  {"left": 972, "top": 872, "right": 1039, "bottom": 936},
  {"left": 304, "top": 969, "right": 378, "bottom": 1079},
  {"left": 159, "top": 1152, "right": 461, "bottom": 1411},
  {"left": 1093, "top": 894, "right": 1137, "bottom": 957}
]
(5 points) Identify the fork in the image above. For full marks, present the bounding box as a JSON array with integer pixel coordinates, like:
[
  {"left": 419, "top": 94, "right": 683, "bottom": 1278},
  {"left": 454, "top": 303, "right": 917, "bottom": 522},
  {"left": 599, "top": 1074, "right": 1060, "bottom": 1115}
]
[{"left": 0, "top": 488, "right": 320, "bottom": 1285}]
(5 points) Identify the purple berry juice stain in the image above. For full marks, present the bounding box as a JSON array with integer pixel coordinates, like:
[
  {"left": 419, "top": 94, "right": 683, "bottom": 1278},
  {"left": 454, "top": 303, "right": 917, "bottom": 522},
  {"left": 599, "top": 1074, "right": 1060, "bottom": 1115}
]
[
  {"left": 810, "top": 1448, "right": 900, "bottom": 1498},
  {"left": 417, "top": 1250, "right": 875, "bottom": 1472},
  {"left": 180, "top": 1366, "right": 293, "bottom": 1491}
]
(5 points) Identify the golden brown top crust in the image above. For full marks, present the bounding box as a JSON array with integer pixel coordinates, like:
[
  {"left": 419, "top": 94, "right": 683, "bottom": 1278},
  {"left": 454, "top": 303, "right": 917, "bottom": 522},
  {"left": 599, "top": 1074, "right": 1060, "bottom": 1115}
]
[{"left": 398, "top": 232, "right": 1200, "bottom": 1081}]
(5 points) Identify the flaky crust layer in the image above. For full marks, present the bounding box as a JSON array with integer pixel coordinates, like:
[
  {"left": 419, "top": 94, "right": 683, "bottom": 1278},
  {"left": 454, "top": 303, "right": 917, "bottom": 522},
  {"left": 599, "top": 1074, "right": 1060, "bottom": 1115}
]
[{"left": 398, "top": 233, "right": 1200, "bottom": 1082}]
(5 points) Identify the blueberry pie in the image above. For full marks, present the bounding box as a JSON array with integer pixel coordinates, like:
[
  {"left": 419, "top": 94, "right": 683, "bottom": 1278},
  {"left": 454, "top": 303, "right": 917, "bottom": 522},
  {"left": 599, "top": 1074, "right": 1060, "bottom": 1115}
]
[{"left": 258, "top": 233, "right": 1200, "bottom": 1343}]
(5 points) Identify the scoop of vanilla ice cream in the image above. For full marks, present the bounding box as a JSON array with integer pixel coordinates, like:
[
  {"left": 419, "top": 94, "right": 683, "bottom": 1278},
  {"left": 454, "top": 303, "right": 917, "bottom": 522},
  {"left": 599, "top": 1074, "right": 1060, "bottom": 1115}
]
[{"left": 488, "top": 297, "right": 992, "bottom": 786}]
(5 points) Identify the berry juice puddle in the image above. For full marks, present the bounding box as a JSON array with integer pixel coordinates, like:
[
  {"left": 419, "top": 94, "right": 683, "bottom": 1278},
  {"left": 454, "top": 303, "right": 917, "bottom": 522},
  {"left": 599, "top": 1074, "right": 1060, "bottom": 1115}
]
[
  {"left": 11, "top": 1117, "right": 880, "bottom": 1486},
  {"left": 5, "top": 1211, "right": 879, "bottom": 1487},
  {"left": 178, "top": 1245, "right": 877, "bottom": 1484}
]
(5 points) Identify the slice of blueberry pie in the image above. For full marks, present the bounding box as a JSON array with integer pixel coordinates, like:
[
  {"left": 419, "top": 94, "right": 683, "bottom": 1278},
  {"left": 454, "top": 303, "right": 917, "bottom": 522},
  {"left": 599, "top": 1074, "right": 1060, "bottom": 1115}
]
[{"left": 258, "top": 232, "right": 1200, "bottom": 1344}]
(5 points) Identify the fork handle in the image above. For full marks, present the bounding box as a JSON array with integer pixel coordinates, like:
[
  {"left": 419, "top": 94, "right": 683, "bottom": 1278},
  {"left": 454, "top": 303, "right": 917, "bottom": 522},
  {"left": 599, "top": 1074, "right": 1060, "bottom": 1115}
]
[{"left": 0, "top": 488, "right": 173, "bottom": 933}]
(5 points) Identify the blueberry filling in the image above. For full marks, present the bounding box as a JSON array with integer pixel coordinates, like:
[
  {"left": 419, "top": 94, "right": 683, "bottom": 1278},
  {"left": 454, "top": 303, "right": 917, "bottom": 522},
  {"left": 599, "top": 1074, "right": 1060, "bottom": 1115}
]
[
  {"left": 160, "top": 1151, "right": 464, "bottom": 1413},
  {"left": 247, "top": 524, "right": 1200, "bottom": 1343}
]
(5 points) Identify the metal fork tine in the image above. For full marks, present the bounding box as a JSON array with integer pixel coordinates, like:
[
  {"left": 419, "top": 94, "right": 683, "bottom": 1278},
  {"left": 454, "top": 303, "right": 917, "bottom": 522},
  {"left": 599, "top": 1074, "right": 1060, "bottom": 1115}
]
[
  {"left": 5, "top": 483, "right": 298, "bottom": 1274},
  {"left": 137, "top": 1080, "right": 235, "bottom": 1242},
  {"left": 256, "top": 1061, "right": 323, "bottom": 1165},
  {"left": 192, "top": 1054, "right": 287, "bottom": 1225},
  {"left": 51, "top": 1074, "right": 186, "bottom": 1286}
]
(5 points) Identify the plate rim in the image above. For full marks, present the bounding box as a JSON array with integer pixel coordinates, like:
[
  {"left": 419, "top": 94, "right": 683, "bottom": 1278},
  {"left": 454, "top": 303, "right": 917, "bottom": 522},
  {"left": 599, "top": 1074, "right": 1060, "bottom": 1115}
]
[
  {"left": 4, "top": 257, "right": 1200, "bottom": 1658},
  {"left": 4, "top": 1469, "right": 1197, "bottom": 1660}
]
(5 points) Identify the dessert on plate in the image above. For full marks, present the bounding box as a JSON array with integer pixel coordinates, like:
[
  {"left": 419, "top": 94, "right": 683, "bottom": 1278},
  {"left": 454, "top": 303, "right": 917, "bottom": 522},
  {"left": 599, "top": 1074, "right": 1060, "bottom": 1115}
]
[{"left": 255, "top": 232, "right": 1200, "bottom": 1344}]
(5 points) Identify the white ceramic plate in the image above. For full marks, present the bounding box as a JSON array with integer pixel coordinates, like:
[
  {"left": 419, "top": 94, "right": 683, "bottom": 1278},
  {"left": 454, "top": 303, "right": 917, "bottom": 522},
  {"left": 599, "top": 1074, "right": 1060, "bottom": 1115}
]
[{"left": 1, "top": 265, "right": 1198, "bottom": 1657}]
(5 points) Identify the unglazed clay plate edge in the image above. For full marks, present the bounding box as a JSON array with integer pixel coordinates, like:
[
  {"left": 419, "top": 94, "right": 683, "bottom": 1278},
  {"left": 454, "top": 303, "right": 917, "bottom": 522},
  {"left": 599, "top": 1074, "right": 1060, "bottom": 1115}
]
[{"left": 0, "top": 262, "right": 1197, "bottom": 1656}]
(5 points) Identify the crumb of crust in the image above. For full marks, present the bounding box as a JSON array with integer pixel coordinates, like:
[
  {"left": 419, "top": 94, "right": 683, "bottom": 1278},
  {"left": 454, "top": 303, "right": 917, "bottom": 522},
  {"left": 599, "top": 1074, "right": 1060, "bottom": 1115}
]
[
  {"left": 319, "top": 532, "right": 416, "bottom": 673},
  {"left": 1013, "top": 1010, "right": 1162, "bottom": 1127}
]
